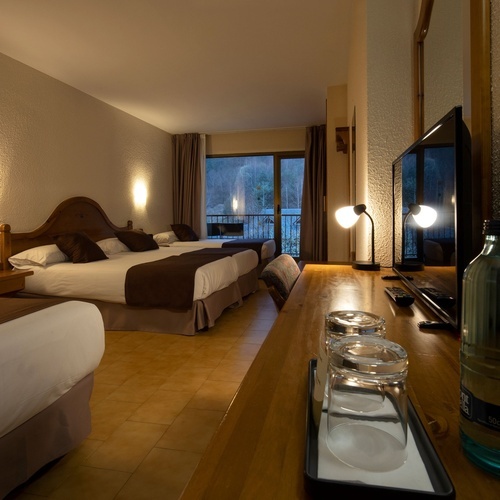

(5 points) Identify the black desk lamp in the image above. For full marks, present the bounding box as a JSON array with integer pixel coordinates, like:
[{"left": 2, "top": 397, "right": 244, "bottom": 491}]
[
  {"left": 335, "top": 204, "right": 380, "bottom": 271},
  {"left": 395, "top": 203, "right": 437, "bottom": 271}
]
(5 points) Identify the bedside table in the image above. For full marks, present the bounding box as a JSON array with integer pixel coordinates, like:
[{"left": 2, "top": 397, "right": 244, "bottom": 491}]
[{"left": 0, "top": 270, "right": 34, "bottom": 295}]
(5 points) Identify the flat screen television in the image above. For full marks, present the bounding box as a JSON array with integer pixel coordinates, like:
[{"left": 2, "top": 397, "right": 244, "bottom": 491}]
[{"left": 392, "top": 106, "right": 482, "bottom": 330}]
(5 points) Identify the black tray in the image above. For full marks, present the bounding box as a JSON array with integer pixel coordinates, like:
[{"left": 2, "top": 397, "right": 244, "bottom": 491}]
[{"left": 305, "top": 359, "right": 455, "bottom": 498}]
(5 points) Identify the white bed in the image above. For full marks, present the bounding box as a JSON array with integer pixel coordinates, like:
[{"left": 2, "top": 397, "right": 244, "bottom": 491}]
[
  {"left": 153, "top": 230, "right": 275, "bottom": 267},
  {"left": 18, "top": 246, "right": 257, "bottom": 304},
  {"left": 0, "top": 197, "right": 260, "bottom": 335},
  {"left": 0, "top": 299, "right": 105, "bottom": 497},
  {"left": 170, "top": 238, "right": 276, "bottom": 261}
]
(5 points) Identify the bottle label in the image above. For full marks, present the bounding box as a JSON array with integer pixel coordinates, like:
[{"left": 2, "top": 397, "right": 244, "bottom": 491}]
[{"left": 460, "top": 384, "right": 500, "bottom": 432}]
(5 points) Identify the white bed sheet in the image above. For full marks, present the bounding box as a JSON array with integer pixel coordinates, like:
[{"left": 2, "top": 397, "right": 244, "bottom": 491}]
[
  {"left": 0, "top": 301, "right": 105, "bottom": 438},
  {"left": 22, "top": 247, "right": 241, "bottom": 304},
  {"left": 170, "top": 238, "right": 276, "bottom": 260}
]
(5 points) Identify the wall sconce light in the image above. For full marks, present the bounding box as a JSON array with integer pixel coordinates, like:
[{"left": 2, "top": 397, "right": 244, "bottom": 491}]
[
  {"left": 133, "top": 181, "right": 148, "bottom": 209},
  {"left": 396, "top": 203, "right": 437, "bottom": 271},
  {"left": 232, "top": 197, "right": 238, "bottom": 212},
  {"left": 335, "top": 204, "right": 380, "bottom": 271}
]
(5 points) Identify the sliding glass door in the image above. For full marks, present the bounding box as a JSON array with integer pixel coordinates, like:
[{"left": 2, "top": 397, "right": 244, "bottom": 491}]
[{"left": 205, "top": 153, "right": 304, "bottom": 257}]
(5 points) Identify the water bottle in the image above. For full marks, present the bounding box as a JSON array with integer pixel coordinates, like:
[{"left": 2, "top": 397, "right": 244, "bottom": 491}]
[{"left": 460, "top": 220, "right": 500, "bottom": 476}]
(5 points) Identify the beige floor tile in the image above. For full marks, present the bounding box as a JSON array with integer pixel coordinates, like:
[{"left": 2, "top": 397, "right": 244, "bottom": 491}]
[
  {"left": 129, "top": 389, "right": 193, "bottom": 425},
  {"left": 106, "top": 373, "right": 169, "bottom": 404},
  {"left": 85, "top": 420, "right": 167, "bottom": 472},
  {"left": 19, "top": 439, "right": 103, "bottom": 497},
  {"left": 236, "top": 328, "right": 271, "bottom": 344},
  {"left": 114, "top": 448, "right": 201, "bottom": 500},
  {"left": 156, "top": 408, "right": 225, "bottom": 453},
  {"left": 187, "top": 379, "right": 241, "bottom": 411},
  {"left": 104, "top": 331, "right": 132, "bottom": 344},
  {"left": 208, "top": 358, "right": 253, "bottom": 383},
  {"left": 223, "top": 342, "right": 262, "bottom": 361},
  {"left": 137, "top": 355, "right": 186, "bottom": 378},
  {"left": 48, "top": 466, "right": 130, "bottom": 500},
  {"left": 95, "top": 360, "right": 143, "bottom": 386},
  {"left": 90, "top": 381, "right": 121, "bottom": 407},
  {"left": 89, "top": 399, "right": 141, "bottom": 441},
  {"left": 159, "top": 366, "right": 213, "bottom": 392}
]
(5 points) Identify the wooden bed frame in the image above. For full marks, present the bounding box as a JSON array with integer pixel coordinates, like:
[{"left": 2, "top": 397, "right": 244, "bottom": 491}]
[
  {"left": 0, "top": 196, "right": 255, "bottom": 335},
  {"left": 0, "top": 196, "right": 132, "bottom": 269}
]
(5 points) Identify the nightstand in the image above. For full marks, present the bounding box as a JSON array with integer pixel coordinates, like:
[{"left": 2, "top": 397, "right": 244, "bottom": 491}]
[{"left": 0, "top": 270, "right": 34, "bottom": 295}]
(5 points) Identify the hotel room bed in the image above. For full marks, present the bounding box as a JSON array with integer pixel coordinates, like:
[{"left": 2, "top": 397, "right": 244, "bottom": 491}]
[
  {"left": 0, "top": 197, "right": 259, "bottom": 335},
  {"left": 0, "top": 297, "right": 105, "bottom": 498},
  {"left": 17, "top": 245, "right": 257, "bottom": 307},
  {"left": 153, "top": 228, "right": 276, "bottom": 271},
  {"left": 169, "top": 238, "right": 275, "bottom": 261}
]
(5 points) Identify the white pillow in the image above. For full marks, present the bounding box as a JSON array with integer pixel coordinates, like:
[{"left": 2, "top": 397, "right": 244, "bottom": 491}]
[
  {"left": 97, "top": 237, "right": 130, "bottom": 255},
  {"left": 9, "top": 244, "right": 68, "bottom": 269},
  {"left": 153, "top": 230, "right": 178, "bottom": 246}
]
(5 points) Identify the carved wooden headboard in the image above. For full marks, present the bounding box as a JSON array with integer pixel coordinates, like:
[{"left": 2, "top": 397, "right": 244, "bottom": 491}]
[{"left": 0, "top": 197, "right": 132, "bottom": 270}]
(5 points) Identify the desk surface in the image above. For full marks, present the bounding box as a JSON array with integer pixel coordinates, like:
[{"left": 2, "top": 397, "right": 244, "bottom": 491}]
[{"left": 181, "top": 264, "right": 498, "bottom": 499}]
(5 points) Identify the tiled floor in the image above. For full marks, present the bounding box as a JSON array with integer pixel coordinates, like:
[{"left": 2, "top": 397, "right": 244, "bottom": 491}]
[{"left": 8, "top": 282, "right": 277, "bottom": 499}]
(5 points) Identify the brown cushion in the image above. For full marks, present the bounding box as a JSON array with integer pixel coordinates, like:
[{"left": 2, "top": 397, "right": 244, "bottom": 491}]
[
  {"left": 115, "top": 229, "right": 159, "bottom": 252},
  {"left": 171, "top": 223, "right": 199, "bottom": 241},
  {"left": 55, "top": 232, "right": 108, "bottom": 263}
]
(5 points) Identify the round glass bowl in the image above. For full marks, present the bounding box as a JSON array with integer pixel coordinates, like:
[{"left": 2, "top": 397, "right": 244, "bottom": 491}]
[
  {"left": 325, "top": 310, "right": 386, "bottom": 341},
  {"left": 326, "top": 336, "right": 409, "bottom": 472}
]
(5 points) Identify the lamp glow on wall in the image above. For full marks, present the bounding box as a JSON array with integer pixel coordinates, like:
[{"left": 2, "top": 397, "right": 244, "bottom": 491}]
[
  {"left": 133, "top": 180, "right": 148, "bottom": 209},
  {"left": 395, "top": 203, "right": 438, "bottom": 271},
  {"left": 335, "top": 204, "right": 380, "bottom": 271}
]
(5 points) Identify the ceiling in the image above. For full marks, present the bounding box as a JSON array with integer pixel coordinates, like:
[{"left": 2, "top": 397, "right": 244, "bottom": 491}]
[{"left": 0, "top": 0, "right": 353, "bottom": 134}]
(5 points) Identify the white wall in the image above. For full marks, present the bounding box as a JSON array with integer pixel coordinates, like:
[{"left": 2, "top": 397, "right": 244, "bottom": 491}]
[
  {"left": 0, "top": 53, "right": 172, "bottom": 240},
  {"left": 424, "top": 0, "right": 464, "bottom": 130},
  {"left": 326, "top": 85, "right": 350, "bottom": 262},
  {"left": 346, "top": 1, "right": 417, "bottom": 267}
]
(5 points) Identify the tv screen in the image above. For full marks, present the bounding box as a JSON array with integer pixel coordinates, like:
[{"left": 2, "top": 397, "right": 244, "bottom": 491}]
[{"left": 392, "top": 106, "right": 481, "bottom": 330}]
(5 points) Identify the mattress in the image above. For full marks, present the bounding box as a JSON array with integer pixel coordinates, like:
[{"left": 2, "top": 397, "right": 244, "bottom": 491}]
[
  {"left": 0, "top": 301, "right": 105, "bottom": 438},
  {"left": 22, "top": 247, "right": 248, "bottom": 304},
  {"left": 171, "top": 238, "right": 276, "bottom": 260}
]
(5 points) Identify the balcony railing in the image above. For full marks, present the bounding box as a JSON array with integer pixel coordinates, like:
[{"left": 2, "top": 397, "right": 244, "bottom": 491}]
[{"left": 206, "top": 213, "right": 301, "bottom": 257}]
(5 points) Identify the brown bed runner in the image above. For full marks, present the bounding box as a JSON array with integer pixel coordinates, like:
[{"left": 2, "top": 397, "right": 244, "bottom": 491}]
[
  {"left": 124, "top": 248, "right": 246, "bottom": 310},
  {"left": 221, "top": 239, "right": 267, "bottom": 262},
  {"left": 0, "top": 297, "right": 65, "bottom": 325}
]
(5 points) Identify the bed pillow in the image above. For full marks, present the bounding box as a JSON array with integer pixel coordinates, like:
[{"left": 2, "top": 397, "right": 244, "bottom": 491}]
[
  {"left": 115, "top": 229, "right": 159, "bottom": 252},
  {"left": 171, "top": 223, "right": 199, "bottom": 241},
  {"left": 55, "top": 232, "right": 109, "bottom": 263},
  {"left": 97, "top": 237, "right": 130, "bottom": 255},
  {"left": 8, "top": 244, "right": 68, "bottom": 269},
  {"left": 153, "top": 230, "right": 178, "bottom": 246}
]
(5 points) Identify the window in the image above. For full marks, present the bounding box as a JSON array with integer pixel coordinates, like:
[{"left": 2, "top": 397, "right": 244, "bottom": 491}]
[{"left": 206, "top": 153, "right": 304, "bottom": 256}]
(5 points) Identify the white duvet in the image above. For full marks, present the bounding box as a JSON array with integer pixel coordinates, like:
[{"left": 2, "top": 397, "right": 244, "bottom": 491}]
[
  {"left": 0, "top": 301, "right": 105, "bottom": 438},
  {"left": 22, "top": 246, "right": 255, "bottom": 304},
  {"left": 170, "top": 238, "right": 276, "bottom": 260}
]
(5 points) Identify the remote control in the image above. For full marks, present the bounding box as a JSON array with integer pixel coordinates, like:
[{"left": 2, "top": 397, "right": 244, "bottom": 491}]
[
  {"left": 385, "top": 286, "right": 415, "bottom": 306},
  {"left": 418, "top": 287, "right": 456, "bottom": 309}
]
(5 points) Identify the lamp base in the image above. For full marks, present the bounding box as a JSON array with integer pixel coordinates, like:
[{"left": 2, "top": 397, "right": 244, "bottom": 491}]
[
  {"left": 394, "top": 261, "right": 425, "bottom": 272},
  {"left": 352, "top": 261, "right": 381, "bottom": 271}
]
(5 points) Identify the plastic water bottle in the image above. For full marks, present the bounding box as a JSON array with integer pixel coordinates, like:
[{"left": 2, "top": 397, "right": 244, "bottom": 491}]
[{"left": 460, "top": 220, "right": 500, "bottom": 476}]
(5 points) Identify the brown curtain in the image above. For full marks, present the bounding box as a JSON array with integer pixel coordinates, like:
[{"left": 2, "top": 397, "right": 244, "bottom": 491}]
[
  {"left": 299, "top": 125, "right": 327, "bottom": 262},
  {"left": 172, "top": 133, "right": 202, "bottom": 235}
]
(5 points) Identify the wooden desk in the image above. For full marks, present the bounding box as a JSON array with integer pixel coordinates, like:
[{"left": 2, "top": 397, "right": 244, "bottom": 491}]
[{"left": 181, "top": 265, "right": 498, "bottom": 499}]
